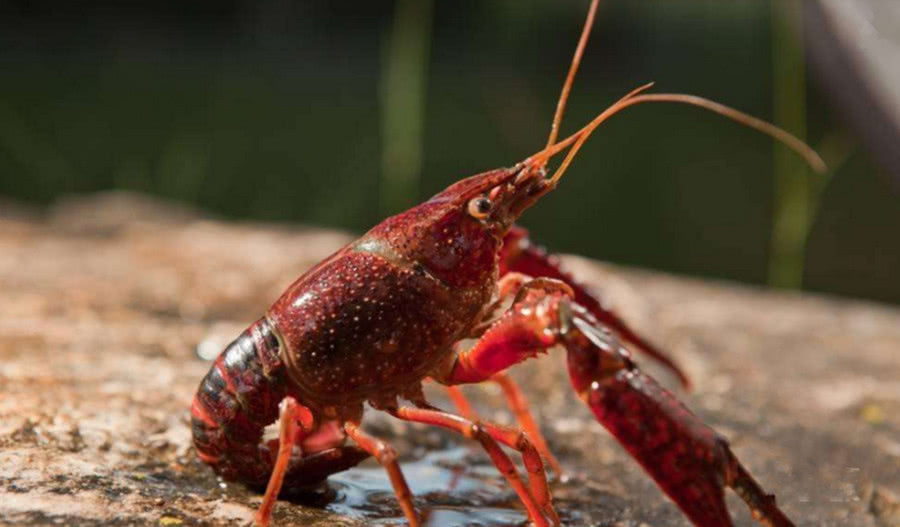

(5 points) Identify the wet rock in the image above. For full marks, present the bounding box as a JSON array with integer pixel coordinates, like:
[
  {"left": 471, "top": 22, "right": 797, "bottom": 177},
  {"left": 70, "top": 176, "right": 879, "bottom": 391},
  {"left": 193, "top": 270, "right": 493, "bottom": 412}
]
[{"left": 1, "top": 193, "right": 898, "bottom": 526}]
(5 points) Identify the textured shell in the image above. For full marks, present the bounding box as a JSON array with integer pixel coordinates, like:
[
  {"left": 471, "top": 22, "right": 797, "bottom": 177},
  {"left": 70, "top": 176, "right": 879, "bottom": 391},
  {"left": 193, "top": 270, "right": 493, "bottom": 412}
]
[
  {"left": 265, "top": 168, "right": 518, "bottom": 413},
  {"left": 268, "top": 213, "right": 500, "bottom": 412}
]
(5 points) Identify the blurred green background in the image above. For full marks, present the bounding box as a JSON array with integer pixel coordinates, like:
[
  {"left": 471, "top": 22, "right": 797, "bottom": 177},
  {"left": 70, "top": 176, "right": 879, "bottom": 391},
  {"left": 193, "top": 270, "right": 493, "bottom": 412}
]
[{"left": 1, "top": 1, "right": 897, "bottom": 303}]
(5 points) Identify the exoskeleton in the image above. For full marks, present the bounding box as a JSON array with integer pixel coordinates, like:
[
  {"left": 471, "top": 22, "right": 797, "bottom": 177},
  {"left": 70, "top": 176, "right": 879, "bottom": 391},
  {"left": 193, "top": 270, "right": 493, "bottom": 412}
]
[{"left": 191, "top": 2, "right": 821, "bottom": 525}]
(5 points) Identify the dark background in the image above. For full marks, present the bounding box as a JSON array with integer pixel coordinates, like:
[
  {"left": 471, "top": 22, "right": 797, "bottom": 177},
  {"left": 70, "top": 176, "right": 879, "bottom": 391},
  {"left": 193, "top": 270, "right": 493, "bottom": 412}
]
[{"left": 1, "top": 0, "right": 897, "bottom": 303}]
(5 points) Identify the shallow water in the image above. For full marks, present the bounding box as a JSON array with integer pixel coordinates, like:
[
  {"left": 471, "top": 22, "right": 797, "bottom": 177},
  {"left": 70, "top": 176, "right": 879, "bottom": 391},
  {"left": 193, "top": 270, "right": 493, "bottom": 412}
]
[{"left": 326, "top": 447, "right": 529, "bottom": 526}]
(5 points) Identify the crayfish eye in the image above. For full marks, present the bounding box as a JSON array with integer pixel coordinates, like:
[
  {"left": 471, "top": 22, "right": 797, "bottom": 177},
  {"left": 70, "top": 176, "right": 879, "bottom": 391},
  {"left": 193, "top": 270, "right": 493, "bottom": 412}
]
[{"left": 467, "top": 196, "right": 493, "bottom": 219}]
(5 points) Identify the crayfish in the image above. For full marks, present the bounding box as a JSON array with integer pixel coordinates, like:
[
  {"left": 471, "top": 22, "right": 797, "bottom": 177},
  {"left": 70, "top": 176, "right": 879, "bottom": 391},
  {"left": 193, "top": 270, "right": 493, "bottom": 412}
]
[{"left": 191, "top": 1, "right": 822, "bottom": 525}]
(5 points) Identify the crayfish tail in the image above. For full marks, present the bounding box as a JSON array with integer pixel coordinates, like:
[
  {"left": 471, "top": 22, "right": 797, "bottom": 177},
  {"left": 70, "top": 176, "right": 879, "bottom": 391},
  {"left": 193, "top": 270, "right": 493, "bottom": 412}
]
[
  {"left": 191, "top": 317, "right": 289, "bottom": 487},
  {"left": 192, "top": 319, "right": 370, "bottom": 492}
]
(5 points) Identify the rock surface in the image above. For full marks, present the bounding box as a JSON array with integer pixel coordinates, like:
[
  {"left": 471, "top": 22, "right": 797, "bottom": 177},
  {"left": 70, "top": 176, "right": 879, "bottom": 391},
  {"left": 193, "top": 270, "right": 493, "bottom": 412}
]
[{"left": 1, "top": 192, "right": 898, "bottom": 527}]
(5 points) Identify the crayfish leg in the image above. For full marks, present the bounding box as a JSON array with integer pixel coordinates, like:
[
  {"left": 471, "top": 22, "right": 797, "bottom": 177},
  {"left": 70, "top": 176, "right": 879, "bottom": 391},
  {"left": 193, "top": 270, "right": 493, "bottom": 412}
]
[
  {"left": 253, "top": 398, "right": 371, "bottom": 527},
  {"left": 491, "top": 372, "right": 563, "bottom": 476},
  {"left": 388, "top": 406, "right": 559, "bottom": 527},
  {"left": 255, "top": 397, "right": 301, "bottom": 527},
  {"left": 344, "top": 421, "right": 420, "bottom": 527},
  {"left": 443, "top": 385, "right": 477, "bottom": 421},
  {"left": 440, "top": 376, "right": 563, "bottom": 476}
]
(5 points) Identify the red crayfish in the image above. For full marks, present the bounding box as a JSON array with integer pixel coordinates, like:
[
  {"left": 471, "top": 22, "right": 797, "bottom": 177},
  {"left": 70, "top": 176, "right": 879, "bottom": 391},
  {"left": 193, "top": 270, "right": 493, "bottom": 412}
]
[{"left": 191, "top": 1, "right": 823, "bottom": 525}]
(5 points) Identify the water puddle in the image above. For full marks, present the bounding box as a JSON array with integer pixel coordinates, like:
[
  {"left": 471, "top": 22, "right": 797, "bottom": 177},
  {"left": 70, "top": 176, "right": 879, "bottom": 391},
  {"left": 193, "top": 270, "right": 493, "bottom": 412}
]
[{"left": 323, "top": 447, "right": 529, "bottom": 526}]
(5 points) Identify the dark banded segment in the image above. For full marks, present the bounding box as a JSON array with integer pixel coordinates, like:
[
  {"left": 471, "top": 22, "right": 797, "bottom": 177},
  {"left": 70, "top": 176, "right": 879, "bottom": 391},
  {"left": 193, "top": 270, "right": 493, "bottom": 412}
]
[{"left": 191, "top": 318, "right": 291, "bottom": 487}]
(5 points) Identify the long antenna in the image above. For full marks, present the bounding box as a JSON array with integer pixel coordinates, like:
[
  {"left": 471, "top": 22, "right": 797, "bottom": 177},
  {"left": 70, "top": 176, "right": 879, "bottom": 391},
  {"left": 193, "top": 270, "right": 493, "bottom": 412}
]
[
  {"left": 528, "top": 82, "right": 655, "bottom": 169},
  {"left": 544, "top": 0, "right": 601, "bottom": 152},
  {"left": 527, "top": 0, "right": 825, "bottom": 191},
  {"left": 529, "top": 89, "right": 826, "bottom": 187}
]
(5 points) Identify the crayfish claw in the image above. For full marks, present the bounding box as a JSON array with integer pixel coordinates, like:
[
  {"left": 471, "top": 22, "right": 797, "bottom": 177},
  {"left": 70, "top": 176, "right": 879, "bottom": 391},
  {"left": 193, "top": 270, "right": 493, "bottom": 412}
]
[{"left": 563, "top": 312, "right": 795, "bottom": 527}]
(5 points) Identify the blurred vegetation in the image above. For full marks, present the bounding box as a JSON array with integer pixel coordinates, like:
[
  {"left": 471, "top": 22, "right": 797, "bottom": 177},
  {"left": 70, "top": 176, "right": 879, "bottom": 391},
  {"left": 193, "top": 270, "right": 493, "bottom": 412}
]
[{"left": 0, "top": 1, "right": 897, "bottom": 304}]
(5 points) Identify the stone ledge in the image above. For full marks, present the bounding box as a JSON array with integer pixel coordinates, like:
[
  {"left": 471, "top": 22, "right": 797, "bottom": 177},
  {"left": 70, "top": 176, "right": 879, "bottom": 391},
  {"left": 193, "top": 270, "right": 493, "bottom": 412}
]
[{"left": 1, "top": 193, "right": 898, "bottom": 526}]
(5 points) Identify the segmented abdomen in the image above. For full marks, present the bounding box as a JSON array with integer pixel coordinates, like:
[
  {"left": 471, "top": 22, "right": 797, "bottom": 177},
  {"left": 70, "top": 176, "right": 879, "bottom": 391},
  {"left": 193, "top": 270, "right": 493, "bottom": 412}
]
[{"left": 191, "top": 317, "right": 290, "bottom": 488}]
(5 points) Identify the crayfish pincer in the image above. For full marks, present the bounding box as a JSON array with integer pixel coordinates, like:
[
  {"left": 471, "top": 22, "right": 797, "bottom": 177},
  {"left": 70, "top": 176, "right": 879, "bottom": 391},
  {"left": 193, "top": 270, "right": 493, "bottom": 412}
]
[{"left": 192, "top": 1, "right": 821, "bottom": 525}]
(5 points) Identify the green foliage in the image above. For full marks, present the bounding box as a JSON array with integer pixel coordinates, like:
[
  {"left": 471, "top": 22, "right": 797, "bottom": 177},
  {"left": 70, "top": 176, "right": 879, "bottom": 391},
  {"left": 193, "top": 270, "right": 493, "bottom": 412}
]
[{"left": 0, "top": 1, "right": 896, "bottom": 303}]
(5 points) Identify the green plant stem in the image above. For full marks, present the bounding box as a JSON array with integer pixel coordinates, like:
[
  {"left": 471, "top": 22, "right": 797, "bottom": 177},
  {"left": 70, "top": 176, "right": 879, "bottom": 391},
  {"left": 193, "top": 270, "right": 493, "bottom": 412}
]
[
  {"left": 768, "top": 0, "right": 810, "bottom": 289},
  {"left": 380, "top": 0, "right": 434, "bottom": 217}
]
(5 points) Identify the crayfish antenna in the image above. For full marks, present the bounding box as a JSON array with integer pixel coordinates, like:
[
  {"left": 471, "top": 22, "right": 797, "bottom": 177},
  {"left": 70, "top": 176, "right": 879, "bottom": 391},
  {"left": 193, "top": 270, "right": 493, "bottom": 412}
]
[
  {"left": 526, "top": 82, "right": 656, "bottom": 170},
  {"left": 527, "top": 0, "right": 825, "bottom": 188},
  {"left": 533, "top": 88, "right": 827, "bottom": 187},
  {"left": 544, "top": 0, "right": 601, "bottom": 152}
]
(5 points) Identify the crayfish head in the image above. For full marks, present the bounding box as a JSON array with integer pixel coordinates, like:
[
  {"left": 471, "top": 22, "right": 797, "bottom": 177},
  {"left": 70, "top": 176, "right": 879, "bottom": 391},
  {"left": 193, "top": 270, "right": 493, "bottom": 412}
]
[
  {"left": 360, "top": 164, "right": 551, "bottom": 291},
  {"left": 429, "top": 161, "right": 554, "bottom": 232}
]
